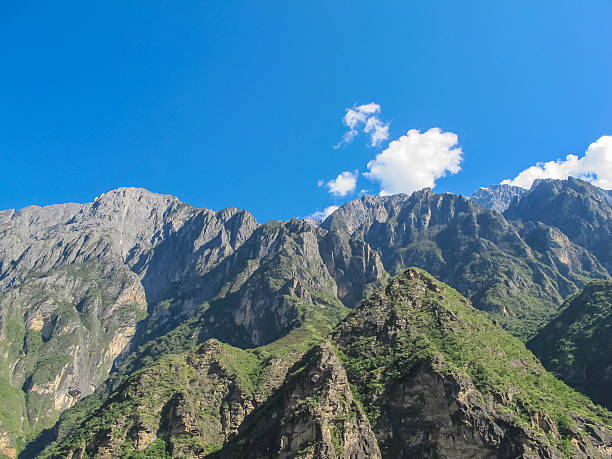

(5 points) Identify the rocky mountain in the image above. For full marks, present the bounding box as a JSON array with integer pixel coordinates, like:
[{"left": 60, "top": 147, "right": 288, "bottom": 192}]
[
  {"left": 0, "top": 189, "right": 385, "bottom": 456},
  {"left": 42, "top": 269, "right": 612, "bottom": 458},
  {"left": 1, "top": 179, "right": 612, "bottom": 457},
  {"left": 322, "top": 186, "right": 609, "bottom": 337},
  {"left": 528, "top": 279, "right": 612, "bottom": 410},
  {"left": 0, "top": 187, "right": 259, "bottom": 454},
  {"left": 470, "top": 184, "right": 528, "bottom": 212},
  {"left": 505, "top": 177, "right": 612, "bottom": 273}
]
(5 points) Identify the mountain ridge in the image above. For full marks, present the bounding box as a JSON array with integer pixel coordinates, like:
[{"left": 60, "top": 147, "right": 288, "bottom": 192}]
[{"left": 1, "top": 178, "right": 611, "bottom": 457}]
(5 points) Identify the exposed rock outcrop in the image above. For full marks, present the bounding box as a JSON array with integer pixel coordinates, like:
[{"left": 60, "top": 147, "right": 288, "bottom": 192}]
[
  {"left": 505, "top": 177, "right": 612, "bottom": 272},
  {"left": 0, "top": 188, "right": 260, "bottom": 452},
  {"left": 214, "top": 342, "right": 381, "bottom": 459},
  {"left": 331, "top": 268, "right": 612, "bottom": 458},
  {"left": 40, "top": 269, "right": 612, "bottom": 458}
]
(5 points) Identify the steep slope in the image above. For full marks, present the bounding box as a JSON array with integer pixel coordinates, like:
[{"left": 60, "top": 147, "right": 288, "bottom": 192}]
[
  {"left": 39, "top": 339, "right": 294, "bottom": 458},
  {"left": 528, "top": 280, "right": 612, "bottom": 410},
  {"left": 130, "top": 218, "right": 384, "bottom": 353},
  {"left": 22, "top": 218, "right": 385, "bottom": 457},
  {"left": 505, "top": 177, "right": 612, "bottom": 272},
  {"left": 214, "top": 342, "right": 381, "bottom": 459},
  {"left": 330, "top": 269, "right": 612, "bottom": 458},
  {"left": 38, "top": 294, "right": 355, "bottom": 459},
  {"left": 322, "top": 189, "right": 609, "bottom": 338},
  {"left": 0, "top": 188, "right": 390, "bottom": 456},
  {"left": 595, "top": 187, "right": 612, "bottom": 205},
  {"left": 0, "top": 188, "right": 259, "bottom": 455},
  {"left": 471, "top": 184, "right": 528, "bottom": 212},
  {"left": 205, "top": 269, "right": 612, "bottom": 458}
]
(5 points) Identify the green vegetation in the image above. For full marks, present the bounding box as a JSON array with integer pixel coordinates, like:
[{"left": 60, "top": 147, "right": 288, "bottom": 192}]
[
  {"left": 528, "top": 280, "right": 612, "bottom": 409},
  {"left": 334, "top": 268, "right": 612, "bottom": 456},
  {"left": 39, "top": 292, "right": 348, "bottom": 458},
  {"left": 0, "top": 260, "right": 150, "bottom": 455},
  {"left": 123, "top": 439, "right": 171, "bottom": 458}
]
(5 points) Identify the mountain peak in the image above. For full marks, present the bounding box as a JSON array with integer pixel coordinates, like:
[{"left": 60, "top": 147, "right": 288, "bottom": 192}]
[
  {"left": 471, "top": 183, "right": 528, "bottom": 212},
  {"left": 332, "top": 268, "right": 612, "bottom": 457}
]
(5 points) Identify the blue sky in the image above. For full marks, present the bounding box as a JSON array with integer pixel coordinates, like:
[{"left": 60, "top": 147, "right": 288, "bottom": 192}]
[{"left": 1, "top": 1, "right": 611, "bottom": 222}]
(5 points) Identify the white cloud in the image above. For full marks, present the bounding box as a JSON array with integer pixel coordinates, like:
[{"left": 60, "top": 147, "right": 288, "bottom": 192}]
[
  {"left": 306, "top": 205, "right": 340, "bottom": 222},
  {"left": 339, "top": 128, "right": 359, "bottom": 146},
  {"left": 355, "top": 102, "right": 380, "bottom": 114},
  {"left": 344, "top": 109, "right": 367, "bottom": 129},
  {"left": 326, "top": 170, "right": 358, "bottom": 196},
  {"left": 364, "top": 117, "right": 390, "bottom": 147},
  {"left": 364, "top": 128, "right": 463, "bottom": 195},
  {"left": 502, "top": 135, "right": 612, "bottom": 190},
  {"left": 335, "top": 102, "right": 389, "bottom": 148}
]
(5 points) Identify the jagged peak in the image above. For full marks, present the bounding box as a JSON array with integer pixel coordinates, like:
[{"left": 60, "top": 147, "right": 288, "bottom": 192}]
[
  {"left": 92, "top": 186, "right": 187, "bottom": 209},
  {"left": 216, "top": 206, "right": 258, "bottom": 224}
]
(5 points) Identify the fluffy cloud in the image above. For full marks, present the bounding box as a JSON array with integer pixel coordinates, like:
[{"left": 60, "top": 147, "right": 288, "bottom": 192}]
[
  {"left": 502, "top": 135, "right": 612, "bottom": 190},
  {"left": 306, "top": 205, "right": 340, "bottom": 222},
  {"left": 336, "top": 103, "right": 389, "bottom": 148},
  {"left": 364, "top": 128, "right": 463, "bottom": 195},
  {"left": 325, "top": 170, "right": 358, "bottom": 196}
]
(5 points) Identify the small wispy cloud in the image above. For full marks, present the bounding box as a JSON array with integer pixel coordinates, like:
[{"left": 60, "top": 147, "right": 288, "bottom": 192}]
[
  {"left": 502, "top": 135, "right": 612, "bottom": 189},
  {"left": 335, "top": 102, "right": 390, "bottom": 148}
]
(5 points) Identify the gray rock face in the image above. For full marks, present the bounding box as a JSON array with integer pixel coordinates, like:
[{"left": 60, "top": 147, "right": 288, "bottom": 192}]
[
  {"left": 470, "top": 184, "right": 528, "bottom": 212},
  {"left": 0, "top": 188, "right": 261, "bottom": 452},
  {"left": 505, "top": 177, "right": 612, "bottom": 272},
  {"left": 322, "top": 188, "right": 610, "bottom": 338},
  {"left": 215, "top": 342, "right": 382, "bottom": 459},
  {"left": 0, "top": 188, "right": 390, "bottom": 453}
]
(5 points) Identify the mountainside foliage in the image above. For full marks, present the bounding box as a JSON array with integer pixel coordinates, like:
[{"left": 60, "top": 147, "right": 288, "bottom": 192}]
[
  {"left": 528, "top": 280, "right": 612, "bottom": 410},
  {"left": 42, "top": 269, "right": 612, "bottom": 458}
]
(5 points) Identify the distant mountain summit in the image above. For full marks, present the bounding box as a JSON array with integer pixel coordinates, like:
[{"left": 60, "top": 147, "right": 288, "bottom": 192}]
[
  {"left": 505, "top": 176, "right": 612, "bottom": 272},
  {"left": 470, "top": 183, "right": 528, "bottom": 212},
  {"left": 323, "top": 185, "right": 609, "bottom": 337}
]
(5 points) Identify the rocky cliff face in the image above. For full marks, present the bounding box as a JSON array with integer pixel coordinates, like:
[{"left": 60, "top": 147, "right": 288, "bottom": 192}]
[
  {"left": 505, "top": 177, "right": 612, "bottom": 272},
  {"left": 528, "top": 280, "right": 612, "bottom": 410},
  {"left": 38, "top": 339, "right": 300, "bottom": 458},
  {"left": 471, "top": 184, "right": 528, "bottom": 212},
  {"left": 322, "top": 187, "right": 610, "bottom": 338},
  {"left": 216, "top": 342, "right": 381, "bottom": 459},
  {"left": 0, "top": 188, "right": 259, "bottom": 455},
  {"left": 331, "top": 269, "right": 612, "bottom": 458},
  {"left": 45, "top": 269, "right": 612, "bottom": 458}
]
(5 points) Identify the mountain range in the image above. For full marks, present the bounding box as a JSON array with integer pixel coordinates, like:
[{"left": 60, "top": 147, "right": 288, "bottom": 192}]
[{"left": 0, "top": 177, "right": 611, "bottom": 458}]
